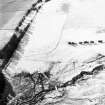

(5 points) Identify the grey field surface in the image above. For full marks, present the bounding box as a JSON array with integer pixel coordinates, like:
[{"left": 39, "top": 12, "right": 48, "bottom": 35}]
[
  {"left": 0, "top": 0, "right": 36, "bottom": 49},
  {"left": 0, "top": 0, "right": 36, "bottom": 28}
]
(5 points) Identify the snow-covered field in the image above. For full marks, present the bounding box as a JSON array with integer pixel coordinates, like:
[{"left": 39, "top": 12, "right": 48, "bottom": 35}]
[
  {"left": 6, "top": 0, "right": 105, "bottom": 74},
  {"left": 1, "top": 0, "right": 105, "bottom": 105}
]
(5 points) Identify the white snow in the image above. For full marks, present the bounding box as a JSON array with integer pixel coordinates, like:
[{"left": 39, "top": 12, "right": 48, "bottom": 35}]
[{"left": 8, "top": 0, "right": 105, "bottom": 74}]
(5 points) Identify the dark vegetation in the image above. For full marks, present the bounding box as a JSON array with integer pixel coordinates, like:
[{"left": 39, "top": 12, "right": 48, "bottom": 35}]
[
  {"left": 0, "top": 72, "right": 15, "bottom": 105},
  {"left": 0, "top": 72, "right": 6, "bottom": 98},
  {"left": 0, "top": 0, "right": 54, "bottom": 105},
  {"left": 84, "top": 41, "right": 89, "bottom": 44},
  {"left": 0, "top": 23, "right": 30, "bottom": 70},
  {"left": 90, "top": 41, "right": 94, "bottom": 44},
  {"left": 68, "top": 40, "right": 102, "bottom": 46},
  {"left": 62, "top": 64, "right": 104, "bottom": 87},
  {"left": 7, "top": 62, "right": 105, "bottom": 105},
  {"left": 68, "top": 42, "right": 77, "bottom": 46},
  {"left": 0, "top": 8, "right": 31, "bottom": 104},
  {"left": 98, "top": 40, "right": 103, "bottom": 43}
]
